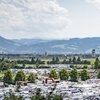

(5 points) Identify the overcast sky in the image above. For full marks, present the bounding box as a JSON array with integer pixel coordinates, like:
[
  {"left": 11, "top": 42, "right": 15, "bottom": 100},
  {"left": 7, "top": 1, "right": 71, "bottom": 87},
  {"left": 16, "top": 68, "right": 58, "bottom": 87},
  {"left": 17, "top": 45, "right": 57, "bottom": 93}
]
[{"left": 0, "top": 0, "right": 100, "bottom": 39}]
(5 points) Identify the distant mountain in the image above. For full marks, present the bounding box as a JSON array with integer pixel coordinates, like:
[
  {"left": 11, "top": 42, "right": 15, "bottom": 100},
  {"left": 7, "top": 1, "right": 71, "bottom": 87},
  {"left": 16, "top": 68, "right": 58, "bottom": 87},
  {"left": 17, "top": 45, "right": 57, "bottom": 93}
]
[
  {"left": 0, "top": 36, "right": 100, "bottom": 54},
  {"left": 0, "top": 36, "right": 20, "bottom": 53},
  {"left": 13, "top": 39, "right": 49, "bottom": 45}
]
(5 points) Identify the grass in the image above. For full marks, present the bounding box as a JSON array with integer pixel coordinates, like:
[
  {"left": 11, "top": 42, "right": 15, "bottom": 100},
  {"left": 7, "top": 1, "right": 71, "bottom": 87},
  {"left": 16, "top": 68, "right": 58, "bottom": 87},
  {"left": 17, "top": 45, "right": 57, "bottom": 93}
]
[
  {"left": 82, "top": 58, "right": 95, "bottom": 65},
  {"left": 16, "top": 58, "right": 95, "bottom": 68}
]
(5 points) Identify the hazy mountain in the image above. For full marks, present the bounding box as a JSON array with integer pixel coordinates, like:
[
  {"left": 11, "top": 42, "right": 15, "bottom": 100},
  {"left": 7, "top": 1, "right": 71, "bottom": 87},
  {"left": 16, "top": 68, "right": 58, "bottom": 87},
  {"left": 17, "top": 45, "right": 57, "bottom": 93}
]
[
  {"left": 0, "top": 36, "right": 20, "bottom": 53},
  {"left": 13, "top": 39, "right": 49, "bottom": 45},
  {"left": 0, "top": 36, "right": 100, "bottom": 54}
]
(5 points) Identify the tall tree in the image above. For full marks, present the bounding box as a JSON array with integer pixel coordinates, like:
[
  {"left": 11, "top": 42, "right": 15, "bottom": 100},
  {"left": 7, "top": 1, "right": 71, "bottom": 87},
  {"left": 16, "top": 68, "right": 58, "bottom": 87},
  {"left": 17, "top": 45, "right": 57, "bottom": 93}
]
[
  {"left": 49, "top": 69, "right": 58, "bottom": 79},
  {"left": 77, "top": 57, "right": 81, "bottom": 62},
  {"left": 59, "top": 69, "right": 69, "bottom": 80},
  {"left": 80, "top": 69, "right": 90, "bottom": 81},
  {"left": 28, "top": 73, "right": 36, "bottom": 83},
  {"left": 94, "top": 58, "right": 99, "bottom": 69},
  {"left": 36, "top": 58, "right": 40, "bottom": 68},
  {"left": 31, "top": 57, "right": 35, "bottom": 63},
  {"left": 72, "top": 57, "right": 76, "bottom": 63},
  {"left": 15, "top": 71, "right": 25, "bottom": 82},
  {"left": 69, "top": 58, "right": 72, "bottom": 63},
  {"left": 55, "top": 57, "right": 59, "bottom": 63},
  {"left": 52, "top": 57, "right": 55, "bottom": 63},
  {"left": 70, "top": 68, "right": 79, "bottom": 82},
  {"left": 3, "top": 70, "right": 12, "bottom": 84}
]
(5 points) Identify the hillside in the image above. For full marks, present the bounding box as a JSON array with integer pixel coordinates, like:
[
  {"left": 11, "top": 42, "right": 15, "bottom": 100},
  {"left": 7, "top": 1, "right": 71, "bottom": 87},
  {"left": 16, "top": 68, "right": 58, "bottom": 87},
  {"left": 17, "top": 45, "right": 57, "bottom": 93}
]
[{"left": 0, "top": 36, "right": 100, "bottom": 54}]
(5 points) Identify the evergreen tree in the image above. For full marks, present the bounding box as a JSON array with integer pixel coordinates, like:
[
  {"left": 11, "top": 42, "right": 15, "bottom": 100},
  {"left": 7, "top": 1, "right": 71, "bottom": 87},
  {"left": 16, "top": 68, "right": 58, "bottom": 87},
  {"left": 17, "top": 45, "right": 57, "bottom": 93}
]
[
  {"left": 55, "top": 57, "right": 59, "bottom": 63},
  {"left": 59, "top": 69, "right": 69, "bottom": 80},
  {"left": 36, "top": 58, "right": 40, "bottom": 68},
  {"left": 80, "top": 69, "right": 90, "bottom": 81},
  {"left": 28, "top": 73, "right": 36, "bottom": 83},
  {"left": 3, "top": 70, "right": 12, "bottom": 84},
  {"left": 94, "top": 58, "right": 99, "bottom": 69},
  {"left": 15, "top": 70, "right": 25, "bottom": 82},
  {"left": 72, "top": 57, "right": 76, "bottom": 63},
  {"left": 70, "top": 68, "right": 79, "bottom": 82},
  {"left": 69, "top": 58, "right": 72, "bottom": 63},
  {"left": 77, "top": 57, "right": 81, "bottom": 62},
  {"left": 49, "top": 69, "right": 58, "bottom": 79},
  {"left": 52, "top": 57, "right": 55, "bottom": 63},
  {"left": 31, "top": 57, "right": 35, "bottom": 63}
]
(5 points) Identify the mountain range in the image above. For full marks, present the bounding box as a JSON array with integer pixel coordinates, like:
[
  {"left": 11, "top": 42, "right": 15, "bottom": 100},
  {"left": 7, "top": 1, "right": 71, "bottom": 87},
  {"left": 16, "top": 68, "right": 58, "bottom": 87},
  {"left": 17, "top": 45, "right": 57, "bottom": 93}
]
[{"left": 0, "top": 36, "right": 100, "bottom": 54}]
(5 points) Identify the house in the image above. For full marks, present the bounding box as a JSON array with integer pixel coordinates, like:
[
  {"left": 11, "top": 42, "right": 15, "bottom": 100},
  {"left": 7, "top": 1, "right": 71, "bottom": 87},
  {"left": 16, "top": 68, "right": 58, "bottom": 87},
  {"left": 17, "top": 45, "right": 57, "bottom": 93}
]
[{"left": 45, "top": 77, "right": 55, "bottom": 84}]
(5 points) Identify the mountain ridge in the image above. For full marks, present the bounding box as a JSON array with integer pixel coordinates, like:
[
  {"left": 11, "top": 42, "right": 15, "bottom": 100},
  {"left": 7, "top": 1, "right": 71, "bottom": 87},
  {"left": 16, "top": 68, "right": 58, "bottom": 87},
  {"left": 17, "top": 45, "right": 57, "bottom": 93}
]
[{"left": 0, "top": 36, "right": 100, "bottom": 54}]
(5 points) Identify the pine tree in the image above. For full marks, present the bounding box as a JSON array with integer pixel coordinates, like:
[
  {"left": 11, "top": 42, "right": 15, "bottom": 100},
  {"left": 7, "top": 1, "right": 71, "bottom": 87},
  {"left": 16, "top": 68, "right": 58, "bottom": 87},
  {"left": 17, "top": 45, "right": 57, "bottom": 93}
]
[
  {"left": 70, "top": 68, "right": 79, "bottom": 82},
  {"left": 28, "top": 73, "right": 36, "bottom": 83},
  {"left": 94, "top": 58, "right": 99, "bottom": 69},
  {"left": 3, "top": 70, "right": 12, "bottom": 84},
  {"left": 77, "top": 57, "right": 81, "bottom": 62},
  {"left": 15, "top": 71, "right": 25, "bottom": 82},
  {"left": 72, "top": 57, "right": 76, "bottom": 63},
  {"left": 80, "top": 69, "right": 90, "bottom": 81},
  {"left": 59, "top": 69, "right": 69, "bottom": 80},
  {"left": 49, "top": 69, "right": 58, "bottom": 79}
]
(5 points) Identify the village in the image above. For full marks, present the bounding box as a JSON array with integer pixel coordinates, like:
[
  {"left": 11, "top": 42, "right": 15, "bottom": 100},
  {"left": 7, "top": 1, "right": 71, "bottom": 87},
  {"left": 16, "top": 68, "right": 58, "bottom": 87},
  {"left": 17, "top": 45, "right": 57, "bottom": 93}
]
[
  {"left": 0, "top": 50, "right": 100, "bottom": 100},
  {"left": 1, "top": 0, "right": 100, "bottom": 99},
  {"left": 0, "top": 73, "right": 100, "bottom": 100}
]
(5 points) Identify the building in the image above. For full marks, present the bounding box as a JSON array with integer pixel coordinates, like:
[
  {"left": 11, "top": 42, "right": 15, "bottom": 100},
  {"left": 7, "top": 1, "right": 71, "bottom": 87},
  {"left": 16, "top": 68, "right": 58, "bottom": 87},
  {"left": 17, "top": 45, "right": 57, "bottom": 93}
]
[{"left": 45, "top": 77, "right": 55, "bottom": 84}]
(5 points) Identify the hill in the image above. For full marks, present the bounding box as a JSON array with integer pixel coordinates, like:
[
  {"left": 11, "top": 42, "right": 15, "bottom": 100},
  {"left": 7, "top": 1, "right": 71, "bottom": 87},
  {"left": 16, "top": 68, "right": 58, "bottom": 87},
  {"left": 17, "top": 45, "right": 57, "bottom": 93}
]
[{"left": 0, "top": 36, "right": 100, "bottom": 54}]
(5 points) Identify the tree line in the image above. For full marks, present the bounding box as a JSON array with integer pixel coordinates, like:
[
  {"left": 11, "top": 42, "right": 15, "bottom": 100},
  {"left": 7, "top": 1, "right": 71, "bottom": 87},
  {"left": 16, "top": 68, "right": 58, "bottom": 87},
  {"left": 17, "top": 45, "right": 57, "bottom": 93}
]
[
  {"left": 3, "top": 68, "right": 100, "bottom": 85},
  {"left": 0, "top": 56, "right": 91, "bottom": 70},
  {"left": 49, "top": 68, "right": 100, "bottom": 82},
  {"left": 17, "top": 58, "right": 45, "bottom": 64},
  {"left": 3, "top": 70, "right": 36, "bottom": 85},
  {"left": 47, "top": 56, "right": 90, "bottom": 64}
]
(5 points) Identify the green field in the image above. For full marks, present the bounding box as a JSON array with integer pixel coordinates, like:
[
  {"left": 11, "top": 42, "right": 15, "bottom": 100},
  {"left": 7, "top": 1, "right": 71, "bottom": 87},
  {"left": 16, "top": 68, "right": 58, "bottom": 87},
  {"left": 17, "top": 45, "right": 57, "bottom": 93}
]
[{"left": 82, "top": 58, "right": 95, "bottom": 65}]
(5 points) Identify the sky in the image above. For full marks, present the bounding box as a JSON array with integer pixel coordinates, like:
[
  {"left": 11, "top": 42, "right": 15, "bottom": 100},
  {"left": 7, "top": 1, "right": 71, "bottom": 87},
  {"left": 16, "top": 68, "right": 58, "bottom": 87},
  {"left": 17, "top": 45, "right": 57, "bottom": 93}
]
[{"left": 0, "top": 0, "right": 100, "bottom": 39}]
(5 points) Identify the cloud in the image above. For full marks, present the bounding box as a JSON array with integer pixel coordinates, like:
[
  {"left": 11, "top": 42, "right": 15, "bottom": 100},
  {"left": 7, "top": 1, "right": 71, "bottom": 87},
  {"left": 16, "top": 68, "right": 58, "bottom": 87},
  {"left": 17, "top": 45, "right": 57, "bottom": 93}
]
[
  {"left": 0, "top": 0, "right": 70, "bottom": 39},
  {"left": 86, "top": 0, "right": 100, "bottom": 9}
]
